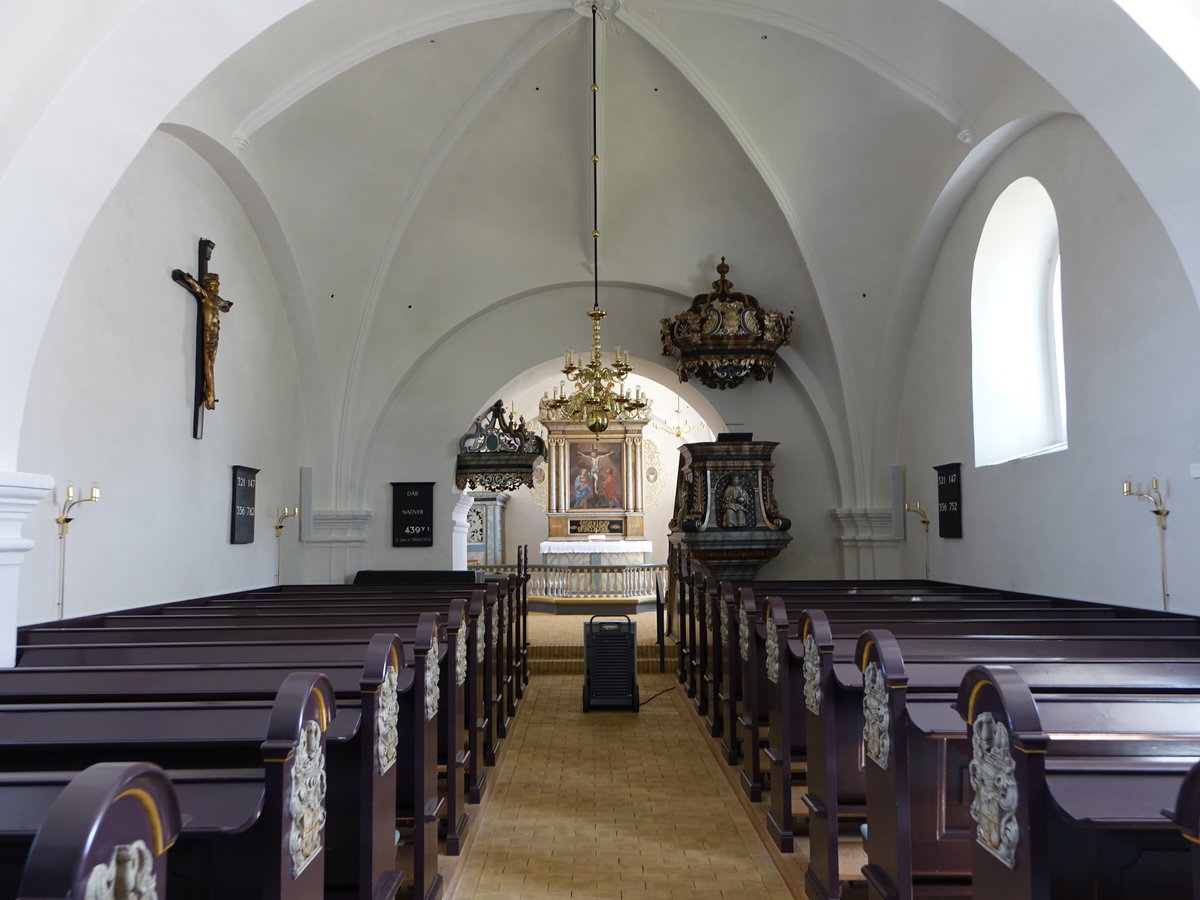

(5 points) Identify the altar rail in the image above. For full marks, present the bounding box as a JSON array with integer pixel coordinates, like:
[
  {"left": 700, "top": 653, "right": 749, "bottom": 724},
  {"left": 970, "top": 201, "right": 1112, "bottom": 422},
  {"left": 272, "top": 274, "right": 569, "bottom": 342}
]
[{"left": 471, "top": 563, "right": 666, "bottom": 600}]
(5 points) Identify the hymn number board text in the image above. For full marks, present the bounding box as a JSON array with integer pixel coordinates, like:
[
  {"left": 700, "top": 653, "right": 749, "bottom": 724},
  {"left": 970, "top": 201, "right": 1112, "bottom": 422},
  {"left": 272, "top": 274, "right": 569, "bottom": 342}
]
[
  {"left": 933, "top": 462, "right": 963, "bottom": 539},
  {"left": 230, "top": 465, "right": 260, "bottom": 544},
  {"left": 392, "top": 482, "right": 435, "bottom": 547}
]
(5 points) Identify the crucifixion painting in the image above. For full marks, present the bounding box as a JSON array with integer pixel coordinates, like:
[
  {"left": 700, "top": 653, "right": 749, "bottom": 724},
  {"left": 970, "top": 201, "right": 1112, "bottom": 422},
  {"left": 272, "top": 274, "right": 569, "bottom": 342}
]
[
  {"left": 568, "top": 440, "right": 624, "bottom": 511},
  {"left": 172, "top": 238, "right": 233, "bottom": 438}
]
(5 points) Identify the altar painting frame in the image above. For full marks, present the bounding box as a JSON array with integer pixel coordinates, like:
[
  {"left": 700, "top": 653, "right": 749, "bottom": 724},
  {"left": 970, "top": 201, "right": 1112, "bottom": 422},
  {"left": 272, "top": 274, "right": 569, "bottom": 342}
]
[{"left": 567, "top": 440, "right": 625, "bottom": 511}]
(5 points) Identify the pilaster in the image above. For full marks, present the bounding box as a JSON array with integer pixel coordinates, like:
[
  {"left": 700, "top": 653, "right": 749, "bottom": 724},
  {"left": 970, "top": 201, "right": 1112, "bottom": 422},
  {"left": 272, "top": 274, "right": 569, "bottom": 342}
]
[{"left": 0, "top": 471, "right": 54, "bottom": 666}]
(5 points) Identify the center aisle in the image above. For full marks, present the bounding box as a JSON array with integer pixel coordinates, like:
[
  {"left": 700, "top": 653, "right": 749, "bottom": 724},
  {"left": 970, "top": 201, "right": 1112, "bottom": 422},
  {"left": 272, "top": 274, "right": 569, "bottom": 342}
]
[{"left": 444, "top": 671, "right": 793, "bottom": 899}]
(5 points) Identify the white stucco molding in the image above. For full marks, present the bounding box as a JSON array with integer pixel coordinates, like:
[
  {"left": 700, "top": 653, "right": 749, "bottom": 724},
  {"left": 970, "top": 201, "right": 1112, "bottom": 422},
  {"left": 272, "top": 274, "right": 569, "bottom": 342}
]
[
  {"left": 831, "top": 506, "right": 901, "bottom": 579},
  {"left": 0, "top": 471, "right": 54, "bottom": 667},
  {"left": 305, "top": 509, "right": 372, "bottom": 545},
  {"left": 830, "top": 508, "right": 897, "bottom": 544}
]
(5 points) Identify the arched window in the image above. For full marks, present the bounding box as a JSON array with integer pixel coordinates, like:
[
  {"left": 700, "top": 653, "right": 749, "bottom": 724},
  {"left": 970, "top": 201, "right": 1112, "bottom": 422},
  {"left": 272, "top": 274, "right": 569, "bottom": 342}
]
[{"left": 971, "top": 176, "right": 1067, "bottom": 466}]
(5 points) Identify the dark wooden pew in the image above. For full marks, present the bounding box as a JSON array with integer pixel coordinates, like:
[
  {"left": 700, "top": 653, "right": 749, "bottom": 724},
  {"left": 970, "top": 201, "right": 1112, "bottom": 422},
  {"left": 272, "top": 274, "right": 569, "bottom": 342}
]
[
  {"left": 341, "top": 572, "right": 527, "bottom": 720},
  {"left": 1165, "top": 760, "right": 1200, "bottom": 899},
  {"left": 698, "top": 576, "right": 1141, "bottom": 745},
  {"left": 144, "top": 590, "right": 495, "bottom": 803},
  {"left": 13, "top": 627, "right": 446, "bottom": 900},
  {"left": 2, "top": 762, "right": 182, "bottom": 900},
  {"left": 710, "top": 586, "right": 1047, "bottom": 764},
  {"left": 733, "top": 592, "right": 1174, "bottom": 807},
  {"left": 0, "top": 634, "right": 411, "bottom": 900},
  {"left": 768, "top": 603, "right": 1200, "bottom": 887},
  {"left": 22, "top": 602, "right": 479, "bottom": 815},
  {"left": 170, "top": 582, "right": 502, "bottom": 757},
  {"left": 198, "top": 579, "right": 519, "bottom": 742},
  {"left": 690, "top": 579, "right": 1016, "bottom": 724},
  {"left": 842, "top": 628, "right": 1200, "bottom": 900},
  {"left": 0, "top": 671, "right": 337, "bottom": 900},
  {"left": 949, "top": 665, "right": 1200, "bottom": 900},
  {"left": 92, "top": 588, "right": 495, "bottom": 800}
]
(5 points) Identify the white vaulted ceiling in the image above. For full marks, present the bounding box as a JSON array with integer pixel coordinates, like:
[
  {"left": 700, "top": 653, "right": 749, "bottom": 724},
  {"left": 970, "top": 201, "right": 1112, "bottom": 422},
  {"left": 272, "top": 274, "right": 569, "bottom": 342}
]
[
  {"left": 146, "top": 0, "right": 1075, "bottom": 503},
  {"left": 28, "top": 0, "right": 1186, "bottom": 507}
]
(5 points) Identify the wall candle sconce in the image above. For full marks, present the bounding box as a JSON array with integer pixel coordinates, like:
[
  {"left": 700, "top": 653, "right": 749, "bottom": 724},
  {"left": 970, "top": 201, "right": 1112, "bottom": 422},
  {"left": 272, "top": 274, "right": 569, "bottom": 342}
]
[
  {"left": 275, "top": 506, "right": 299, "bottom": 584},
  {"left": 56, "top": 482, "right": 101, "bottom": 620},
  {"left": 904, "top": 500, "right": 930, "bottom": 580},
  {"left": 1122, "top": 478, "right": 1170, "bottom": 611}
]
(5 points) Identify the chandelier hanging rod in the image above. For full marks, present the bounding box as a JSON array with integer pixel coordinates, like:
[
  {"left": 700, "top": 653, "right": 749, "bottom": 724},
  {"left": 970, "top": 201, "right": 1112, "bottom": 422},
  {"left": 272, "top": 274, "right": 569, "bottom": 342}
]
[{"left": 591, "top": 2, "right": 600, "bottom": 312}]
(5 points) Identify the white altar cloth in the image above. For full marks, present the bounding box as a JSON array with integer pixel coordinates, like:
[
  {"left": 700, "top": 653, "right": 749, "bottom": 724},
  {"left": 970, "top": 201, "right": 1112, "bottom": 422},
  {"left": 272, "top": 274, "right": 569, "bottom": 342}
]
[{"left": 540, "top": 540, "right": 653, "bottom": 555}]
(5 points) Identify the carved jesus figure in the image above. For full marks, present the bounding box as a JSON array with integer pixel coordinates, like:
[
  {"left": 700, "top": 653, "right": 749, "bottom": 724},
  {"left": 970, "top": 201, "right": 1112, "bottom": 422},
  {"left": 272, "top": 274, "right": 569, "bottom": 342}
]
[{"left": 172, "top": 268, "right": 232, "bottom": 410}]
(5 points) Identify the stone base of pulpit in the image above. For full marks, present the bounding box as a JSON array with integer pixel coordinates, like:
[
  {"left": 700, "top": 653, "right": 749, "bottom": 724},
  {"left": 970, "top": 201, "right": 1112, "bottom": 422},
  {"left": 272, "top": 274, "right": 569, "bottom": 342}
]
[{"left": 669, "top": 529, "right": 792, "bottom": 583}]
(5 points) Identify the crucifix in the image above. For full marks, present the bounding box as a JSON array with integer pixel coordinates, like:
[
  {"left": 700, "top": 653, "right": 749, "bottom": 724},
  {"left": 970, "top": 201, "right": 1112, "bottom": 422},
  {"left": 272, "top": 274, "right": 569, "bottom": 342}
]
[{"left": 171, "top": 238, "right": 233, "bottom": 439}]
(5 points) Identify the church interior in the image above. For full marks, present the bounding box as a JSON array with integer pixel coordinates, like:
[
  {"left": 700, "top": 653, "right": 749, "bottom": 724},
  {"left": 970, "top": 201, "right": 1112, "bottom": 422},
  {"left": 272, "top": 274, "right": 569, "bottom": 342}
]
[{"left": 4, "top": 2, "right": 1200, "bottom": 898}]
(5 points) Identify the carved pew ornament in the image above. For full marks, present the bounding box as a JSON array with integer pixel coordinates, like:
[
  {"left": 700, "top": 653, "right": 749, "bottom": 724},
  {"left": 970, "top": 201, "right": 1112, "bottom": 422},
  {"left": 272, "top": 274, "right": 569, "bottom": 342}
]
[
  {"left": 288, "top": 719, "right": 327, "bottom": 878},
  {"left": 956, "top": 664, "right": 1199, "bottom": 900},
  {"left": 11, "top": 762, "right": 182, "bottom": 900},
  {"left": 861, "top": 661, "right": 890, "bottom": 771},
  {"left": 967, "top": 711, "right": 1019, "bottom": 869}
]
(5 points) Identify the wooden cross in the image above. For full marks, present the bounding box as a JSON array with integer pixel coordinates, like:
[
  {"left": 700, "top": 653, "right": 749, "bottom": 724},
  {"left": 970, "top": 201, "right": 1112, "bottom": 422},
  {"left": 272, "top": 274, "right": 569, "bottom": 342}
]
[{"left": 171, "top": 239, "right": 233, "bottom": 439}]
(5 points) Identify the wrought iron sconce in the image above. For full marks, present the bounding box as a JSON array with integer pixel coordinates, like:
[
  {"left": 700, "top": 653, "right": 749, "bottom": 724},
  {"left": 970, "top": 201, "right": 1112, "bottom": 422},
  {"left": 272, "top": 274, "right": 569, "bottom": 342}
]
[
  {"left": 56, "top": 482, "right": 101, "bottom": 619},
  {"left": 904, "top": 499, "right": 930, "bottom": 580},
  {"left": 1123, "top": 478, "right": 1170, "bottom": 611}
]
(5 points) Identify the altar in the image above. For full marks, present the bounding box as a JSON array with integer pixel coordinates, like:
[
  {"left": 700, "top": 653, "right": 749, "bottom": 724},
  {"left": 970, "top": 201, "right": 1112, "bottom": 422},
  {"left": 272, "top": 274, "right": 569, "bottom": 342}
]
[{"left": 539, "top": 538, "right": 653, "bottom": 566}]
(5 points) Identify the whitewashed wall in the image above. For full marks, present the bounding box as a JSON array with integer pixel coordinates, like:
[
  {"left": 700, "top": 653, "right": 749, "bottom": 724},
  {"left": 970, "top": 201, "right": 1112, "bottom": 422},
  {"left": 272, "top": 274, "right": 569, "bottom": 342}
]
[
  {"left": 898, "top": 114, "right": 1200, "bottom": 611},
  {"left": 16, "top": 132, "right": 308, "bottom": 623},
  {"left": 360, "top": 283, "right": 842, "bottom": 578}
]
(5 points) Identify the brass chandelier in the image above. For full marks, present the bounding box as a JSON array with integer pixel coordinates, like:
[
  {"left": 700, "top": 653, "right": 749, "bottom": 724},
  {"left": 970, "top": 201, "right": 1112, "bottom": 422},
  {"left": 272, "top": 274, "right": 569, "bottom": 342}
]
[{"left": 540, "top": 2, "right": 646, "bottom": 434}]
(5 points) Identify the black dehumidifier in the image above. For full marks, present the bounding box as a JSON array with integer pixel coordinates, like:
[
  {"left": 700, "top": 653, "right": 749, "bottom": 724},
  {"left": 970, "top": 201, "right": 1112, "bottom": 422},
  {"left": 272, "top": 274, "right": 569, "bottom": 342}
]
[{"left": 582, "top": 615, "right": 639, "bottom": 712}]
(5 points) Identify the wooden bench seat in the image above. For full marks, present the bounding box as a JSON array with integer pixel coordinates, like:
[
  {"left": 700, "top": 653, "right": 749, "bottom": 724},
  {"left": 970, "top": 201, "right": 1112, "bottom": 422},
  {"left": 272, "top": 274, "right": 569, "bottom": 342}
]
[
  {"left": 242, "top": 575, "right": 528, "bottom": 713},
  {"left": 12, "top": 624, "right": 446, "bottom": 900},
  {"left": 0, "top": 671, "right": 338, "bottom": 900},
  {"left": 707, "top": 583, "right": 1124, "bottom": 762},
  {"left": 684, "top": 577, "right": 1026, "bottom": 718},
  {"left": 179, "top": 581, "right": 518, "bottom": 740},
  {"left": 0, "top": 762, "right": 182, "bottom": 900},
  {"left": 154, "top": 584, "right": 502, "bottom": 759},
  {"left": 945, "top": 666, "right": 1200, "bottom": 900},
  {"left": 736, "top": 596, "right": 1188, "bottom": 809},
  {"left": 0, "top": 632, "right": 418, "bottom": 899},
  {"left": 35, "top": 613, "right": 480, "bottom": 854},
  {"left": 834, "top": 629, "right": 1200, "bottom": 900}
]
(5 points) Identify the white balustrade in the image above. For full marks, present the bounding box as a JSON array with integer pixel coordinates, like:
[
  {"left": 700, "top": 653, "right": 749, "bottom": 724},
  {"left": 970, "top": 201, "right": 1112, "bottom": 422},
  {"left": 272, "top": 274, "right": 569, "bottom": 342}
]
[{"left": 471, "top": 563, "right": 665, "bottom": 600}]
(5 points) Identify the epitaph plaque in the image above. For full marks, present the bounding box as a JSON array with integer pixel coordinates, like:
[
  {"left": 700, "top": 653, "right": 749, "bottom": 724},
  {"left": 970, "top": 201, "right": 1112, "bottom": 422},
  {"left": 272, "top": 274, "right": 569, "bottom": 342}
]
[
  {"left": 392, "top": 482, "right": 434, "bottom": 547},
  {"left": 934, "top": 462, "right": 963, "bottom": 539},
  {"left": 231, "top": 465, "right": 259, "bottom": 544}
]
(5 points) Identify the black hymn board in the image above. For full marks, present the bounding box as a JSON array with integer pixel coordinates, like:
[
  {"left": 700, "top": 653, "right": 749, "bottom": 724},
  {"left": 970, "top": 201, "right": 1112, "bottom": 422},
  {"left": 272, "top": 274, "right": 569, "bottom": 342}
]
[
  {"left": 392, "top": 482, "right": 434, "bottom": 547},
  {"left": 231, "top": 465, "right": 259, "bottom": 544},
  {"left": 934, "top": 462, "right": 962, "bottom": 539}
]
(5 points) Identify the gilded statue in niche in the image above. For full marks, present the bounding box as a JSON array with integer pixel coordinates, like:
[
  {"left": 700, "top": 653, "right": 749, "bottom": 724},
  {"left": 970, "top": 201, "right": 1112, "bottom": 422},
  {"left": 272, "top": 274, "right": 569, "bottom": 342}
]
[{"left": 719, "top": 475, "right": 754, "bottom": 527}]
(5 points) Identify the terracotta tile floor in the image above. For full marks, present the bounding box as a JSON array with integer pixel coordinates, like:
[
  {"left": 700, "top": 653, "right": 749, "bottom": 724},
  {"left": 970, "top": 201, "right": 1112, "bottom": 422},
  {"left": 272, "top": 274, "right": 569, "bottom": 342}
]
[{"left": 444, "top": 671, "right": 795, "bottom": 899}]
